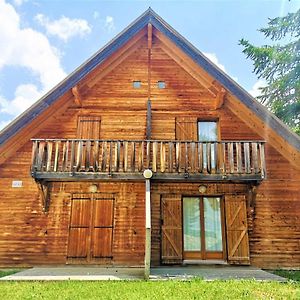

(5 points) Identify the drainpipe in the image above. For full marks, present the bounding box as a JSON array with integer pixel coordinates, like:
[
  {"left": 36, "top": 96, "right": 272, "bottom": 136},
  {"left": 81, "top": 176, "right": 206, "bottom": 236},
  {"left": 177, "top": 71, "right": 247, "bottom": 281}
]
[{"left": 143, "top": 169, "right": 153, "bottom": 280}]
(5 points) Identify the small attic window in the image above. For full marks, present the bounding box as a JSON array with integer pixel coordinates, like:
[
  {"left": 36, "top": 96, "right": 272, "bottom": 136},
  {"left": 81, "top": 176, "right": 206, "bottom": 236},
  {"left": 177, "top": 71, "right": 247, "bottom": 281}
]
[
  {"left": 133, "top": 81, "right": 141, "bottom": 88},
  {"left": 157, "top": 81, "right": 166, "bottom": 89}
]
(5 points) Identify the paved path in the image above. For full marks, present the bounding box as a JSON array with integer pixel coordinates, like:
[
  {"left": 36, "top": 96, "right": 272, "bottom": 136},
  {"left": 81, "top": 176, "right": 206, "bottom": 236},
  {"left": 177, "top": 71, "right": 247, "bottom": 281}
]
[
  {"left": 150, "top": 266, "right": 286, "bottom": 281},
  {"left": 0, "top": 266, "right": 285, "bottom": 281},
  {"left": 0, "top": 267, "right": 144, "bottom": 281}
]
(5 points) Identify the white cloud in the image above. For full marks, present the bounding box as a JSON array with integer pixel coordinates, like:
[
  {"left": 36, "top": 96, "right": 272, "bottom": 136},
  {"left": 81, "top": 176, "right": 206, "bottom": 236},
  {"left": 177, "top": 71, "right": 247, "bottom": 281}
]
[
  {"left": 35, "top": 14, "right": 92, "bottom": 42},
  {"left": 248, "top": 79, "right": 267, "bottom": 98},
  {"left": 0, "top": 84, "right": 43, "bottom": 115},
  {"left": 0, "top": 0, "right": 66, "bottom": 119},
  {"left": 203, "top": 52, "right": 226, "bottom": 72},
  {"left": 105, "top": 16, "right": 115, "bottom": 31},
  {"left": 203, "top": 52, "right": 238, "bottom": 82}
]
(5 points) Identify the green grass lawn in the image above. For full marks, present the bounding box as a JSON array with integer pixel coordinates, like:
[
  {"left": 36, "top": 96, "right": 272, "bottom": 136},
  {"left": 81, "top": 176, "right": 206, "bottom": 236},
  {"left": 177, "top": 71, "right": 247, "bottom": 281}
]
[
  {"left": 0, "top": 269, "right": 20, "bottom": 278},
  {"left": 0, "top": 280, "right": 299, "bottom": 300},
  {"left": 274, "top": 270, "right": 300, "bottom": 282}
]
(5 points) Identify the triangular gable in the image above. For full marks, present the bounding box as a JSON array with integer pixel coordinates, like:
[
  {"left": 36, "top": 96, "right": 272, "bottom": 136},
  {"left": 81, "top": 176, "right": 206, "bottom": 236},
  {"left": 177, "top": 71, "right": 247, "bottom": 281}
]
[{"left": 0, "top": 8, "right": 299, "bottom": 163}]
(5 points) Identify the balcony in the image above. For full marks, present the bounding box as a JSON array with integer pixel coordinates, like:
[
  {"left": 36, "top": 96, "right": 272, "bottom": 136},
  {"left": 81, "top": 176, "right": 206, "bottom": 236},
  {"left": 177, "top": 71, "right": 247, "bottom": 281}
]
[{"left": 31, "top": 139, "right": 266, "bottom": 182}]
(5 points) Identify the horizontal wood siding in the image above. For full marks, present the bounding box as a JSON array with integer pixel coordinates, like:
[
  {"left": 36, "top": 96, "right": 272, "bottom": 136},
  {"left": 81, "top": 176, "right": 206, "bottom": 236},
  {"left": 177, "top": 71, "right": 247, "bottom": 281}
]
[
  {"left": 0, "top": 181, "right": 145, "bottom": 266},
  {"left": 0, "top": 35, "right": 299, "bottom": 269}
]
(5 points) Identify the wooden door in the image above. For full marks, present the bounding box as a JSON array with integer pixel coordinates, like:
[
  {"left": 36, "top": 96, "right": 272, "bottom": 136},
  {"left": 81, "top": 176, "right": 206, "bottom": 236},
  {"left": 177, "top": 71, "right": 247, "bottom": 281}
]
[
  {"left": 67, "top": 193, "right": 114, "bottom": 263},
  {"left": 67, "top": 194, "right": 91, "bottom": 258},
  {"left": 92, "top": 197, "right": 114, "bottom": 259},
  {"left": 161, "top": 194, "right": 182, "bottom": 264},
  {"left": 225, "top": 195, "right": 250, "bottom": 265}
]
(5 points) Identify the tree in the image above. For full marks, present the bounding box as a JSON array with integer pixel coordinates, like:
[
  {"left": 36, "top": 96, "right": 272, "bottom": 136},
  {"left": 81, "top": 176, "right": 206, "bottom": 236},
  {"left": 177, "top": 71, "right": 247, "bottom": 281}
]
[{"left": 239, "top": 9, "right": 300, "bottom": 135}]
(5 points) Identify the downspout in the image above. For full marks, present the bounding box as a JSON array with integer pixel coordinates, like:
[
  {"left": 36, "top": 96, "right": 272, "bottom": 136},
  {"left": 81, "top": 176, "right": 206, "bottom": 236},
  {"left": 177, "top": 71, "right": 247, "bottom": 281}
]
[{"left": 143, "top": 169, "right": 153, "bottom": 279}]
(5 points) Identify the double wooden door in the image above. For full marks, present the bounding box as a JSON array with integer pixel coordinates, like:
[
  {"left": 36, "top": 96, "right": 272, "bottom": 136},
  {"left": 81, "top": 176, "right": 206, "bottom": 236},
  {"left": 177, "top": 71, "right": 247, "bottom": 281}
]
[{"left": 67, "top": 193, "right": 114, "bottom": 263}]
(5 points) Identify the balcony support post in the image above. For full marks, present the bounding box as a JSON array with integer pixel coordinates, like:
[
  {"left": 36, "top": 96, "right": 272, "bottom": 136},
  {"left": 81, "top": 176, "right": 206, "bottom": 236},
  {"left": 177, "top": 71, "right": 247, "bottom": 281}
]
[
  {"left": 143, "top": 169, "right": 152, "bottom": 280},
  {"left": 36, "top": 180, "right": 51, "bottom": 213}
]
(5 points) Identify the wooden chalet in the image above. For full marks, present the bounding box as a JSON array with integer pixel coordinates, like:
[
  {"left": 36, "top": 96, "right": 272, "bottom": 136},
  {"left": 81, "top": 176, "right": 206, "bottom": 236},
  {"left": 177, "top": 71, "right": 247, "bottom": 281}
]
[{"left": 0, "top": 9, "right": 300, "bottom": 275}]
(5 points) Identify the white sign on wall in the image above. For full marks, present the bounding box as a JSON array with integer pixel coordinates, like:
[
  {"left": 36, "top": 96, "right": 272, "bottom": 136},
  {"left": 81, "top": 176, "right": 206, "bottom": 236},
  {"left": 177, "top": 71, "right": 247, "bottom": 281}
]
[{"left": 12, "top": 180, "right": 23, "bottom": 188}]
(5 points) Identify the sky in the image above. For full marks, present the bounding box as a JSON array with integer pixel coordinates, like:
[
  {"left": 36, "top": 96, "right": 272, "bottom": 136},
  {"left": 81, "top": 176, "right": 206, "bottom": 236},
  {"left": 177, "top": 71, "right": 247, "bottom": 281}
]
[{"left": 0, "top": 0, "right": 299, "bottom": 130}]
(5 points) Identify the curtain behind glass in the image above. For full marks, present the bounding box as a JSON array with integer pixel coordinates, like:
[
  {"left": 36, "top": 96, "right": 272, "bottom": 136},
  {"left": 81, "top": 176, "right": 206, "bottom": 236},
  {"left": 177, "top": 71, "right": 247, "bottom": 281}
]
[
  {"left": 203, "top": 197, "right": 222, "bottom": 251},
  {"left": 183, "top": 197, "right": 201, "bottom": 251},
  {"left": 198, "top": 122, "right": 217, "bottom": 169}
]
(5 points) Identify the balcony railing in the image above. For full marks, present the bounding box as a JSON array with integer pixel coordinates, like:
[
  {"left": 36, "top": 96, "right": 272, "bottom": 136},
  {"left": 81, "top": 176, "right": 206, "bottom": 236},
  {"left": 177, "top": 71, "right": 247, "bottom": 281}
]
[{"left": 31, "top": 139, "right": 266, "bottom": 181}]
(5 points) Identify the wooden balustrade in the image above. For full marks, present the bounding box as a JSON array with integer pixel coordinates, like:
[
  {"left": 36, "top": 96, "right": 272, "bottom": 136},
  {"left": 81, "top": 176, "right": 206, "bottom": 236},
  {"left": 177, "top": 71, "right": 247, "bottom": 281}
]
[{"left": 31, "top": 139, "right": 266, "bottom": 181}]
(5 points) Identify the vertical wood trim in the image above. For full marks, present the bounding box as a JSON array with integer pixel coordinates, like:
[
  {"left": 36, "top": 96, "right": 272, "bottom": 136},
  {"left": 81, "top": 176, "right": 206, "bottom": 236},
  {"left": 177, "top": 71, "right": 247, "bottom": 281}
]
[{"left": 146, "top": 100, "right": 152, "bottom": 140}]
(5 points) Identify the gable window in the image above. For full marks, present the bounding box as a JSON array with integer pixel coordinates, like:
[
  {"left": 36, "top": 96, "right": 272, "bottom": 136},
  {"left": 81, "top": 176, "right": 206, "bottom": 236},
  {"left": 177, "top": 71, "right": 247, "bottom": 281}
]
[
  {"left": 133, "top": 81, "right": 141, "bottom": 88},
  {"left": 198, "top": 121, "right": 218, "bottom": 141},
  {"left": 157, "top": 81, "right": 166, "bottom": 89}
]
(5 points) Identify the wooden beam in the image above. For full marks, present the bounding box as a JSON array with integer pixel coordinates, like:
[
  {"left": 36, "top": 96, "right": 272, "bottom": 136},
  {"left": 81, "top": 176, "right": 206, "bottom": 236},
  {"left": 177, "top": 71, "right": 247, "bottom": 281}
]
[
  {"left": 36, "top": 181, "right": 51, "bottom": 212},
  {"left": 86, "top": 28, "right": 147, "bottom": 88},
  {"left": 215, "top": 88, "right": 226, "bottom": 109},
  {"left": 147, "top": 23, "right": 152, "bottom": 50},
  {"left": 147, "top": 23, "right": 152, "bottom": 101},
  {"left": 32, "top": 172, "right": 263, "bottom": 182},
  {"left": 154, "top": 29, "right": 218, "bottom": 97},
  {"left": 71, "top": 86, "right": 82, "bottom": 107},
  {"left": 146, "top": 100, "right": 152, "bottom": 139}
]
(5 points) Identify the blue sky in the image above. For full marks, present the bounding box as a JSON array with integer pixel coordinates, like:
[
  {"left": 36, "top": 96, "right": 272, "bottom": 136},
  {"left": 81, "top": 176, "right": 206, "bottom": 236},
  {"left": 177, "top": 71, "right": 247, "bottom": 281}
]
[{"left": 0, "top": 0, "right": 299, "bottom": 130}]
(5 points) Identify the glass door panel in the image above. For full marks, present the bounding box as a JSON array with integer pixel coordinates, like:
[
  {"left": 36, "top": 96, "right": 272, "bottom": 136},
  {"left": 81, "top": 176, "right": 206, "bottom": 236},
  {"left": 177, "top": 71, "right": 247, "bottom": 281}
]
[
  {"left": 183, "top": 197, "right": 201, "bottom": 251},
  {"left": 203, "top": 197, "right": 222, "bottom": 251}
]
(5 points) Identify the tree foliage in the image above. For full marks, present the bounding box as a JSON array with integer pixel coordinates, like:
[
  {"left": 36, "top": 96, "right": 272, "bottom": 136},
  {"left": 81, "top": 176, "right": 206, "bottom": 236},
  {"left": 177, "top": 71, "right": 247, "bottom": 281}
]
[{"left": 240, "top": 9, "right": 300, "bottom": 135}]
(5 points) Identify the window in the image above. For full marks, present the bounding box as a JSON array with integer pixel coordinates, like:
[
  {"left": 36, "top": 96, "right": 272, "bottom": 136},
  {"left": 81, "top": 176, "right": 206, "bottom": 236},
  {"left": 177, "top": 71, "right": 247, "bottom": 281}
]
[
  {"left": 157, "top": 81, "right": 166, "bottom": 89},
  {"left": 133, "top": 81, "right": 141, "bottom": 88},
  {"left": 198, "top": 121, "right": 218, "bottom": 141},
  {"left": 198, "top": 121, "right": 218, "bottom": 169}
]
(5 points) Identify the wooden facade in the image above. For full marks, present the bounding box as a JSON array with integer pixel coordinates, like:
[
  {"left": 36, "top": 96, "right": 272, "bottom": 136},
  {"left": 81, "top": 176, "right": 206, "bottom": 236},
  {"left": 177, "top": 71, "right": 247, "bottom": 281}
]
[{"left": 0, "top": 9, "right": 299, "bottom": 269}]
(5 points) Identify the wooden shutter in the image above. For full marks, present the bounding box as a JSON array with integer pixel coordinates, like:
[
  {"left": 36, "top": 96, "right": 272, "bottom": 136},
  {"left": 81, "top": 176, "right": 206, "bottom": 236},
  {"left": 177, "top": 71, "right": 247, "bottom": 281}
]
[
  {"left": 161, "top": 194, "right": 182, "bottom": 264},
  {"left": 77, "top": 116, "right": 101, "bottom": 139},
  {"left": 92, "top": 197, "right": 114, "bottom": 258},
  {"left": 225, "top": 195, "right": 250, "bottom": 265},
  {"left": 175, "top": 117, "right": 197, "bottom": 140},
  {"left": 67, "top": 194, "right": 91, "bottom": 258}
]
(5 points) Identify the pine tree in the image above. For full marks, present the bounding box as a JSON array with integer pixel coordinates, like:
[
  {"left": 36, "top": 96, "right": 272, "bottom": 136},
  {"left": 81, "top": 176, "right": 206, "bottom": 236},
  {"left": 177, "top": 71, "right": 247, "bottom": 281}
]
[{"left": 240, "top": 9, "right": 300, "bottom": 135}]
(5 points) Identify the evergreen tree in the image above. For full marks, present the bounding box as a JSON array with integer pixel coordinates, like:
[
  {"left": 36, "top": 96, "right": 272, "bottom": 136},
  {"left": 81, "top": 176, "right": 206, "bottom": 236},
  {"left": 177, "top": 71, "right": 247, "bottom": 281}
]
[{"left": 240, "top": 9, "right": 300, "bottom": 135}]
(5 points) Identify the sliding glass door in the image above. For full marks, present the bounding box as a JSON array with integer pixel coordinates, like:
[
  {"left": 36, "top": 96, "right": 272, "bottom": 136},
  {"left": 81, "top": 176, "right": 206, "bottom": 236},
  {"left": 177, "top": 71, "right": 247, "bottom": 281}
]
[{"left": 183, "top": 197, "right": 224, "bottom": 260}]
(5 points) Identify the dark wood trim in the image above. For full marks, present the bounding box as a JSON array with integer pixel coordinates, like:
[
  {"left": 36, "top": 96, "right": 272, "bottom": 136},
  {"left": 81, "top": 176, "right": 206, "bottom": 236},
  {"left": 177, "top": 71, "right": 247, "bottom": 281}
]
[
  {"left": 33, "top": 171, "right": 263, "bottom": 183},
  {"left": 199, "top": 197, "right": 205, "bottom": 259},
  {"left": 146, "top": 100, "right": 152, "bottom": 139}
]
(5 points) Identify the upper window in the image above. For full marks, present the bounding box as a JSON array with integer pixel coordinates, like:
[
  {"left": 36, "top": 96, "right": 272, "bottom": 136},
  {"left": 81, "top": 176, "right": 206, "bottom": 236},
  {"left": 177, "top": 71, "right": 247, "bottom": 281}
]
[
  {"left": 157, "top": 81, "right": 166, "bottom": 89},
  {"left": 133, "top": 81, "right": 141, "bottom": 88},
  {"left": 198, "top": 121, "right": 218, "bottom": 141}
]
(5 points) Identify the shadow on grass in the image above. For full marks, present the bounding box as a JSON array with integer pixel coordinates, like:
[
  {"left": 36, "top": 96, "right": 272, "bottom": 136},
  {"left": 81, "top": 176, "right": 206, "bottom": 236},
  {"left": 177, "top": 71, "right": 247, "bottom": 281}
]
[
  {"left": 0, "top": 269, "right": 21, "bottom": 278},
  {"left": 273, "top": 270, "right": 300, "bottom": 282}
]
